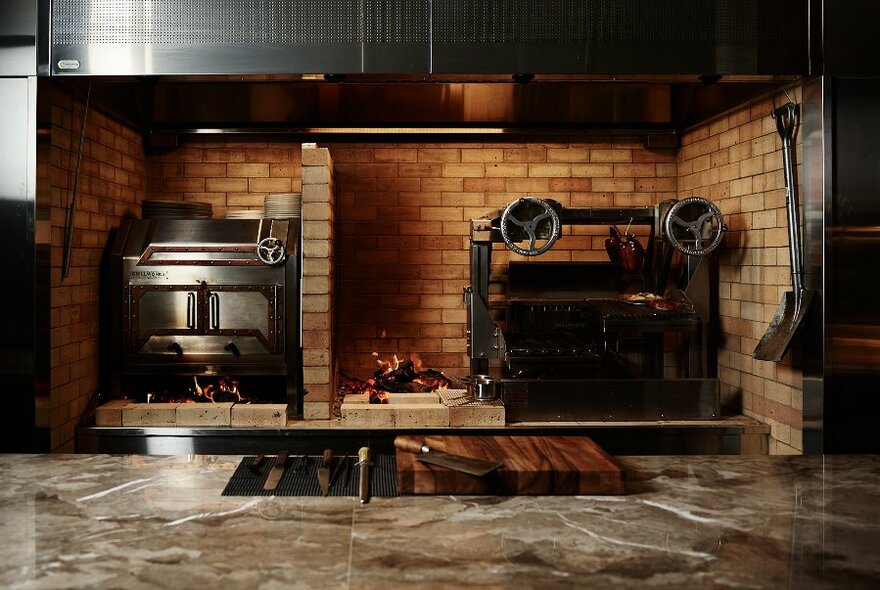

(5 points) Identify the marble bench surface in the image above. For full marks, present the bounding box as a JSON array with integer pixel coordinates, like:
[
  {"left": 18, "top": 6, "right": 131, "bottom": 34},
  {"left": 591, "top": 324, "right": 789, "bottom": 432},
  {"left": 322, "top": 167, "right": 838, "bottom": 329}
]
[{"left": 1, "top": 453, "right": 878, "bottom": 589}]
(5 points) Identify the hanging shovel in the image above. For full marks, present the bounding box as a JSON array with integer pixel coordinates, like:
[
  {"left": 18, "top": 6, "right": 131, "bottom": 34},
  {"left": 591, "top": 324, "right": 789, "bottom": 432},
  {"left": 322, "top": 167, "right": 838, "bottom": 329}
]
[{"left": 753, "top": 102, "right": 815, "bottom": 361}]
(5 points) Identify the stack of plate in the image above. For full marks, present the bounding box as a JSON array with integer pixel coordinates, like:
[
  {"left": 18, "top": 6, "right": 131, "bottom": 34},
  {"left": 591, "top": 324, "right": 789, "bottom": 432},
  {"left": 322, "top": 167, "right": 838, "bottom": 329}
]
[
  {"left": 225, "top": 209, "right": 265, "bottom": 219},
  {"left": 264, "top": 193, "right": 302, "bottom": 219},
  {"left": 142, "top": 200, "right": 213, "bottom": 219}
]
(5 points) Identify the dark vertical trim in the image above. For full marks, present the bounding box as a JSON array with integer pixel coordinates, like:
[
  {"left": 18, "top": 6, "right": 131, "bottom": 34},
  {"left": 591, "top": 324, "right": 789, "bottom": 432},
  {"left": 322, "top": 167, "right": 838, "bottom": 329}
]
[
  {"left": 37, "top": 0, "right": 51, "bottom": 76},
  {"left": 801, "top": 76, "right": 825, "bottom": 454},
  {"left": 0, "top": 77, "right": 39, "bottom": 452}
]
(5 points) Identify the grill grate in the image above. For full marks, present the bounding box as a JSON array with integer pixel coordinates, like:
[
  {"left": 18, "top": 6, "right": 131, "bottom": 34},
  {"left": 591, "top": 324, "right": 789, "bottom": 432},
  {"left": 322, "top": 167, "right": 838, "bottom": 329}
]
[
  {"left": 579, "top": 298, "right": 700, "bottom": 335},
  {"left": 222, "top": 454, "right": 399, "bottom": 497},
  {"left": 582, "top": 299, "right": 694, "bottom": 321},
  {"left": 506, "top": 331, "right": 599, "bottom": 357}
]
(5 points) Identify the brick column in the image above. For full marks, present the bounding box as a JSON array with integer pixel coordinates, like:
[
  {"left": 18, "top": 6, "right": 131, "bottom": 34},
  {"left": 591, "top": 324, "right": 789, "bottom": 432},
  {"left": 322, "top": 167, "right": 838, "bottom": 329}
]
[{"left": 300, "top": 145, "right": 335, "bottom": 419}]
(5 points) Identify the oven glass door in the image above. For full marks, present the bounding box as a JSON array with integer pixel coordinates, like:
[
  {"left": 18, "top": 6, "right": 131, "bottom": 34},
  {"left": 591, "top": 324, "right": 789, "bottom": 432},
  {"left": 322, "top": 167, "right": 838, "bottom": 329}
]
[
  {"left": 127, "top": 285, "right": 199, "bottom": 353},
  {"left": 127, "top": 284, "right": 281, "bottom": 355},
  {"left": 206, "top": 286, "right": 281, "bottom": 354}
]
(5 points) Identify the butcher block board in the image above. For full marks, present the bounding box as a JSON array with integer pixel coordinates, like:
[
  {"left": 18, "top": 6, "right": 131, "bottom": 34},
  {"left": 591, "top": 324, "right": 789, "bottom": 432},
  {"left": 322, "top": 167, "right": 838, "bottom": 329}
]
[{"left": 395, "top": 435, "right": 625, "bottom": 496}]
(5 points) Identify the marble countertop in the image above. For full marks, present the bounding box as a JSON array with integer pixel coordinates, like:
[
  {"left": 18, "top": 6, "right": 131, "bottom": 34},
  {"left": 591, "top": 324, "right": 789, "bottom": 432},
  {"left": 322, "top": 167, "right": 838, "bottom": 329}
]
[{"left": 1, "top": 454, "right": 878, "bottom": 589}]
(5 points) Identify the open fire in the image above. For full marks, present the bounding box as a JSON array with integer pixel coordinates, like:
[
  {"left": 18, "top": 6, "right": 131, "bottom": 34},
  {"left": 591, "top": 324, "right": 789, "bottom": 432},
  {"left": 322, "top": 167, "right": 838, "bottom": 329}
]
[
  {"left": 339, "top": 353, "right": 451, "bottom": 403},
  {"left": 142, "top": 376, "right": 254, "bottom": 404}
]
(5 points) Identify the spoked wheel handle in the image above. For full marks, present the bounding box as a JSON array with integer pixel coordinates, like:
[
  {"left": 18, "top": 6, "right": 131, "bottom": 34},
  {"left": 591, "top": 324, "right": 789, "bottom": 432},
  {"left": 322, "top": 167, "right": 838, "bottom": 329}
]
[
  {"left": 257, "top": 237, "right": 286, "bottom": 265},
  {"left": 663, "top": 197, "right": 727, "bottom": 256},
  {"left": 499, "top": 197, "right": 562, "bottom": 256}
]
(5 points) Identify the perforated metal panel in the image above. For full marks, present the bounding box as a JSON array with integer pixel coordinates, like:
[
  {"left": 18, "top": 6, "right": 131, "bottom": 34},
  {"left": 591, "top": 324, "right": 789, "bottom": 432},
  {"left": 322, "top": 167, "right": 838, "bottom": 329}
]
[
  {"left": 49, "top": 0, "right": 805, "bottom": 75},
  {"left": 433, "top": 0, "right": 588, "bottom": 45},
  {"left": 432, "top": 0, "right": 807, "bottom": 74},
  {"left": 365, "top": 0, "right": 428, "bottom": 44},
  {"left": 432, "top": 0, "right": 802, "bottom": 45},
  {"left": 53, "top": 0, "right": 363, "bottom": 45},
  {"left": 51, "top": 0, "right": 430, "bottom": 74},
  {"left": 583, "top": 0, "right": 713, "bottom": 44}
]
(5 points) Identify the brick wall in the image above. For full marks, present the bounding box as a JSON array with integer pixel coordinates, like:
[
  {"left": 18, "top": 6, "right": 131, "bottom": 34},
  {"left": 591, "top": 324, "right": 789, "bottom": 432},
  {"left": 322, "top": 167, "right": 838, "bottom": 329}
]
[
  {"left": 146, "top": 137, "right": 302, "bottom": 217},
  {"left": 44, "top": 82, "right": 146, "bottom": 451},
  {"left": 677, "top": 89, "right": 804, "bottom": 454},
  {"left": 329, "top": 140, "right": 676, "bottom": 379},
  {"left": 148, "top": 126, "right": 805, "bottom": 448}
]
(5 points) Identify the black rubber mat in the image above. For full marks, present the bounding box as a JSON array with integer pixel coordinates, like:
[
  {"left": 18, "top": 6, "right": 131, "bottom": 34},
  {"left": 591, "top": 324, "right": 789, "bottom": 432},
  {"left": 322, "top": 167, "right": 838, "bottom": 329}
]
[{"left": 222, "top": 454, "right": 399, "bottom": 497}]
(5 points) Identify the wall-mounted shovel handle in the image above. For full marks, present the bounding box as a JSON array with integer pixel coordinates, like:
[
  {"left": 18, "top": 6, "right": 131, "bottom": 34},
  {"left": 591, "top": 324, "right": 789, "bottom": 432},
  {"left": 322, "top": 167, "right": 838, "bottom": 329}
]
[
  {"left": 774, "top": 102, "right": 798, "bottom": 148},
  {"left": 774, "top": 101, "right": 804, "bottom": 294},
  {"left": 394, "top": 436, "right": 428, "bottom": 455}
]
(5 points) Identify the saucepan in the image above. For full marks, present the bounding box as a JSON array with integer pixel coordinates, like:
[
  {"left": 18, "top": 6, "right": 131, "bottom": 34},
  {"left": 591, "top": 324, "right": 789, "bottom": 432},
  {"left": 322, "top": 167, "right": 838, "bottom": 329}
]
[{"left": 460, "top": 374, "right": 499, "bottom": 402}]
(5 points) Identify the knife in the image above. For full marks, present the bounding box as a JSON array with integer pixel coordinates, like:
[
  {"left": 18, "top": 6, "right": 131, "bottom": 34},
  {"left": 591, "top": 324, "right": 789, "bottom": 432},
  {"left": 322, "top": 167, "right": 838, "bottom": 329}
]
[
  {"left": 328, "top": 455, "right": 348, "bottom": 494},
  {"left": 394, "top": 436, "right": 502, "bottom": 477},
  {"left": 248, "top": 454, "right": 267, "bottom": 476},
  {"left": 356, "top": 447, "right": 372, "bottom": 504},
  {"left": 263, "top": 450, "right": 289, "bottom": 492},
  {"left": 317, "top": 449, "right": 333, "bottom": 496}
]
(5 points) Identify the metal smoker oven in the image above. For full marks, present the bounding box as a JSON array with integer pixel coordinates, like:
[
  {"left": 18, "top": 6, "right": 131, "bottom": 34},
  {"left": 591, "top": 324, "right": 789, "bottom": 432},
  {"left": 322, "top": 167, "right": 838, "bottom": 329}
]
[{"left": 108, "top": 218, "right": 302, "bottom": 416}]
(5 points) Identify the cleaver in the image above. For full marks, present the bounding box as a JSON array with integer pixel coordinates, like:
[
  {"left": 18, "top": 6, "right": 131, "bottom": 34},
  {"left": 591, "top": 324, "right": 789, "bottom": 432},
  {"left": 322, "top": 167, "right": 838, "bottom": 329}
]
[
  {"left": 394, "top": 436, "right": 502, "bottom": 477},
  {"left": 263, "top": 451, "right": 289, "bottom": 492}
]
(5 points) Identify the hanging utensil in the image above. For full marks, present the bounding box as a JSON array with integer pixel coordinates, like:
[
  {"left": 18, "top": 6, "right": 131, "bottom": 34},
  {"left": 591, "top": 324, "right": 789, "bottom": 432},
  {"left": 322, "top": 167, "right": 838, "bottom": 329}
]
[
  {"left": 62, "top": 82, "right": 91, "bottom": 279},
  {"left": 753, "top": 102, "right": 815, "bottom": 361}
]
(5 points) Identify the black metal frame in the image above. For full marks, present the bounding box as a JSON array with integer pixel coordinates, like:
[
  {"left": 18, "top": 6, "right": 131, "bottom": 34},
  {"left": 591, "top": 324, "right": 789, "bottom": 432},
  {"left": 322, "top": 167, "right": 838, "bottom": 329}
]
[{"left": 466, "top": 202, "right": 719, "bottom": 421}]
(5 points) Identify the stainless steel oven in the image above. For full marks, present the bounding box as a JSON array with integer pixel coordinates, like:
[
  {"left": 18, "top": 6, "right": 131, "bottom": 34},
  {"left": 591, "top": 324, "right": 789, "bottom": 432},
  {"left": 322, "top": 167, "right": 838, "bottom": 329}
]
[{"left": 109, "top": 218, "right": 302, "bottom": 415}]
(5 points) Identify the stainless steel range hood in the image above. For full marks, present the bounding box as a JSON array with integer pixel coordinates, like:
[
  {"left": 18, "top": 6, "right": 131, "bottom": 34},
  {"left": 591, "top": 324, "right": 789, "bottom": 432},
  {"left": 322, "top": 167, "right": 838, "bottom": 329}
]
[
  {"left": 49, "top": 0, "right": 807, "bottom": 77},
  {"left": 45, "top": 0, "right": 810, "bottom": 137}
]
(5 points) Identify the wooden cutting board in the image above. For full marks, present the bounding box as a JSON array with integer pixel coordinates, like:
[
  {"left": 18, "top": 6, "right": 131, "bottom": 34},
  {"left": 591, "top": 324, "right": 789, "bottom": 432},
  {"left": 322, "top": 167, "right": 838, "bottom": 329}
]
[{"left": 395, "top": 435, "right": 625, "bottom": 495}]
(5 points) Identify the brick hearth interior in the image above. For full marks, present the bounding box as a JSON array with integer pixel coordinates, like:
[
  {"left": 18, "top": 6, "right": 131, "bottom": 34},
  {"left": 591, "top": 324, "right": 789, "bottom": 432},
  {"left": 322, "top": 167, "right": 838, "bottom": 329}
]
[{"left": 43, "top": 80, "right": 804, "bottom": 454}]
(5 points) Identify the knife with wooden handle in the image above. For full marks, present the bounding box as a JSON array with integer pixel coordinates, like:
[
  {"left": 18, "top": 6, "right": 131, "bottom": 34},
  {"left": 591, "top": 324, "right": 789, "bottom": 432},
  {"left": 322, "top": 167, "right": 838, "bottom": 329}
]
[
  {"left": 317, "top": 449, "right": 333, "bottom": 496},
  {"left": 395, "top": 436, "right": 502, "bottom": 477},
  {"left": 263, "top": 450, "right": 289, "bottom": 491},
  {"left": 248, "top": 455, "right": 267, "bottom": 476},
  {"left": 357, "top": 447, "right": 372, "bottom": 504}
]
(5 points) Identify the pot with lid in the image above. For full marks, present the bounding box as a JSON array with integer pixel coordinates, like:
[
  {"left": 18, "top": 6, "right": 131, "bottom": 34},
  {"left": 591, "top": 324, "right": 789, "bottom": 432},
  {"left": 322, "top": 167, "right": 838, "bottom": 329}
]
[{"left": 460, "top": 374, "right": 499, "bottom": 402}]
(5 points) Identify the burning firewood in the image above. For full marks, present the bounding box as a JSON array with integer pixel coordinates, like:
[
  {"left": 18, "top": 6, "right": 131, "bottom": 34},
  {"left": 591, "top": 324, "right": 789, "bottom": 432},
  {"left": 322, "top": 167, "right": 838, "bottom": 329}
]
[
  {"left": 338, "top": 353, "right": 451, "bottom": 404},
  {"left": 142, "top": 376, "right": 249, "bottom": 404}
]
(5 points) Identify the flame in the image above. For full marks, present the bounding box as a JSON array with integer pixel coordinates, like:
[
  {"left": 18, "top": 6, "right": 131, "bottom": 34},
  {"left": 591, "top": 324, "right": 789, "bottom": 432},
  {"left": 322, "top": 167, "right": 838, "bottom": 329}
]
[
  {"left": 374, "top": 352, "right": 401, "bottom": 375},
  {"left": 144, "top": 376, "right": 247, "bottom": 404},
  {"left": 340, "top": 351, "right": 451, "bottom": 403}
]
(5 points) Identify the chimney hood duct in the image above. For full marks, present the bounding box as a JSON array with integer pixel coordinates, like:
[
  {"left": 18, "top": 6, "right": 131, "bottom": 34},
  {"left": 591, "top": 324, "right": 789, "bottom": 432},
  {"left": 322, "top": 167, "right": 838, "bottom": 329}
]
[
  {"left": 47, "top": 0, "right": 808, "bottom": 135},
  {"left": 49, "top": 0, "right": 807, "bottom": 77}
]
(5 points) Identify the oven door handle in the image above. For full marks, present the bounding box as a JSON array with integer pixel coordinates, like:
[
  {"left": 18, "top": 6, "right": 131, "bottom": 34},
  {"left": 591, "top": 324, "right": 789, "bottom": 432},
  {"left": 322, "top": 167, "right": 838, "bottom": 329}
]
[
  {"left": 186, "top": 291, "right": 197, "bottom": 330},
  {"left": 209, "top": 292, "right": 220, "bottom": 330}
]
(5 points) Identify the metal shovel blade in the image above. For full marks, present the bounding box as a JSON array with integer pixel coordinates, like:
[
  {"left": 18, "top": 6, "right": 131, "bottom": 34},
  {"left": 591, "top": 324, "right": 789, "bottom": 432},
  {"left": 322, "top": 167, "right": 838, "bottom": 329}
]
[
  {"left": 416, "top": 450, "right": 502, "bottom": 477},
  {"left": 753, "top": 289, "right": 814, "bottom": 361}
]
